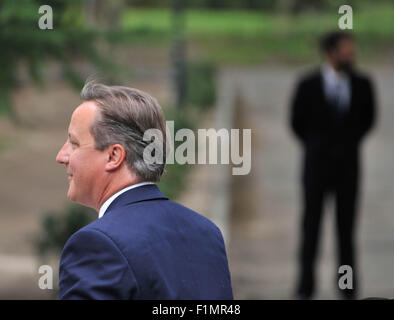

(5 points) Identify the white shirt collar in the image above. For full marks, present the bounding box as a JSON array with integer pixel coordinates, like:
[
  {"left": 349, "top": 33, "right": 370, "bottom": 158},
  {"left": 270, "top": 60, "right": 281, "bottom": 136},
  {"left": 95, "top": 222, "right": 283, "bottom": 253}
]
[
  {"left": 322, "top": 62, "right": 348, "bottom": 83},
  {"left": 321, "top": 62, "right": 351, "bottom": 110},
  {"left": 98, "top": 182, "right": 155, "bottom": 219}
]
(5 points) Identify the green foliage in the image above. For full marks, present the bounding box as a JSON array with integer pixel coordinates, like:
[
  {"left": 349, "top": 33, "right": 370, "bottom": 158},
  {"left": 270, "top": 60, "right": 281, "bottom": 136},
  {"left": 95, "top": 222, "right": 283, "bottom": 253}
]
[
  {"left": 158, "top": 160, "right": 190, "bottom": 200},
  {"left": 125, "top": 0, "right": 392, "bottom": 11},
  {"left": 158, "top": 59, "right": 216, "bottom": 198},
  {"left": 121, "top": 5, "right": 394, "bottom": 65},
  {"left": 125, "top": 0, "right": 277, "bottom": 10},
  {"left": 158, "top": 107, "right": 195, "bottom": 199},
  {"left": 164, "top": 106, "right": 196, "bottom": 132},
  {"left": 186, "top": 61, "right": 216, "bottom": 108},
  {"left": 35, "top": 203, "right": 95, "bottom": 258},
  {"left": 0, "top": 0, "right": 120, "bottom": 117}
]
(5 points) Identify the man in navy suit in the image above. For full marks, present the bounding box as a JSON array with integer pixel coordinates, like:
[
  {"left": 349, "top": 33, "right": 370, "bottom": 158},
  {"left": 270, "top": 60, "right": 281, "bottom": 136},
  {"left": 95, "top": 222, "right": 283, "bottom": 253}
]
[{"left": 56, "top": 82, "right": 233, "bottom": 299}]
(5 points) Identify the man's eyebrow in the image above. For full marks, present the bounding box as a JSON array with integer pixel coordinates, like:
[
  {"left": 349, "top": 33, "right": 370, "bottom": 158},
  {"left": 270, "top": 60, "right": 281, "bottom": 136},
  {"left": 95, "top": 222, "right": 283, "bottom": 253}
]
[{"left": 68, "top": 132, "right": 78, "bottom": 140}]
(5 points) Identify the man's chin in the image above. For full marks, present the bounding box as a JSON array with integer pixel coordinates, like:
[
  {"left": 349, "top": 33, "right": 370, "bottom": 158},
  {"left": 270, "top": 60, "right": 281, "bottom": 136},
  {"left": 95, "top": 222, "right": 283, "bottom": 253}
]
[
  {"left": 67, "top": 188, "right": 93, "bottom": 209},
  {"left": 67, "top": 186, "right": 77, "bottom": 202},
  {"left": 67, "top": 191, "right": 76, "bottom": 202}
]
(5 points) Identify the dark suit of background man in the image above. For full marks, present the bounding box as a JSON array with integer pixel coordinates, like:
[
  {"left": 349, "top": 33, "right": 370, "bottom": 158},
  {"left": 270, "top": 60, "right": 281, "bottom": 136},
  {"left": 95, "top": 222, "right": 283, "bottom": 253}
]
[
  {"left": 56, "top": 82, "right": 233, "bottom": 299},
  {"left": 290, "top": 31, "right": 376, "bottom": 300}
]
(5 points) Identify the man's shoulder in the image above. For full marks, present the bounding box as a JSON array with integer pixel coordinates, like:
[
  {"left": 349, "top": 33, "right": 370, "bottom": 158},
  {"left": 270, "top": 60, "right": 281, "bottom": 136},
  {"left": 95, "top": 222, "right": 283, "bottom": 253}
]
[
  {"left": 165, "top": 199, "right": 223, "bottom": 234},
  {"left": 296, "top": 67, "right": 322, "bottom": 87},
  {"left": 60, "top": 221, "right": 122, "bottom": 266},
  {"left": 350, "top": 69, "right": 373, "bottom": 86},
  {"left": 77, "top": 199, "right": 223, "bottom": 248}
]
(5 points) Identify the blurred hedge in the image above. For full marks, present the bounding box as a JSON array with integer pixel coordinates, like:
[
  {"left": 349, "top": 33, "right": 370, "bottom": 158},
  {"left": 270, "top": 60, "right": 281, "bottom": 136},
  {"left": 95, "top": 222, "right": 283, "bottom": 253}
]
[
  {"left": 186, "top": 61, "right": 216, "bottom": 108},
  {"left": 35, "top": 203, "right": 95, "bottom": 258},
  {"left": 0, "top": 0, "right": 124, "bottom": 118},
  {"left": 124, "top": 0, "right": 392, "bottom": 11}
]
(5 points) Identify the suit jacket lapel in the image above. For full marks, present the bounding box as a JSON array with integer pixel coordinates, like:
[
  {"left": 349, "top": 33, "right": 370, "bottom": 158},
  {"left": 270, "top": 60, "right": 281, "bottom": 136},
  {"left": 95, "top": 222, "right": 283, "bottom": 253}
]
[
  {"left": 317, "top": 71, "right": 333, "bottom": 114},
  {"left": 347, "top": 73, "right": 355, "bottom": 115}
]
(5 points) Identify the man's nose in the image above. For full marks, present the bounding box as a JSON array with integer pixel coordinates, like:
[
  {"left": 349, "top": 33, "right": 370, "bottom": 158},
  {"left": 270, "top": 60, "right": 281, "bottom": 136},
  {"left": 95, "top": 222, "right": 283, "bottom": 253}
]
[{"left": 56, "top": 142, "right": 69, "bottom": 164}]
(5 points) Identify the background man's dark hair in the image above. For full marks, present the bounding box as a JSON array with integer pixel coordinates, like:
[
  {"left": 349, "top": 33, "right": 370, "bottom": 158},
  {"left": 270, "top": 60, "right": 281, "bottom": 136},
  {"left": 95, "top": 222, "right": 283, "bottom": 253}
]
[{"left": 320, "top": 31, "right": 354, "bottom": 53}]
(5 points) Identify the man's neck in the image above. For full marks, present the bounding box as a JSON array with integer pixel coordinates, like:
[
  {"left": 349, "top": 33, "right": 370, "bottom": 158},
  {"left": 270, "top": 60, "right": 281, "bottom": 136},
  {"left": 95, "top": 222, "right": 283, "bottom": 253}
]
[
  {"left": 324, "top": 61, "right": 339, "bottom": 73},
  {"left": 95, "top": 176, "right": 141, "bottom": 212},
  {"left": 97, "top": 181, "right": 154, "bottom": 218}
]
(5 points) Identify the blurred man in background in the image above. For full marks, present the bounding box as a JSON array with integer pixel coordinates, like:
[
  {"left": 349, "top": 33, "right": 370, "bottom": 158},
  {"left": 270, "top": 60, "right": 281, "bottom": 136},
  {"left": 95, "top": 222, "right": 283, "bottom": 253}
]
[{"left": 290, "top": 31, "right": 376, "bottom": 299}]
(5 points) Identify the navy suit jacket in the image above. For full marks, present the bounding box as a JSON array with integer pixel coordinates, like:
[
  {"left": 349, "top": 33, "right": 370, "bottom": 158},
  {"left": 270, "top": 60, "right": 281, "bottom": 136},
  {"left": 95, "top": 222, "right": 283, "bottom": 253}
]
[{"left": 59, "top": 184, "right": 233, "bottom": 300}]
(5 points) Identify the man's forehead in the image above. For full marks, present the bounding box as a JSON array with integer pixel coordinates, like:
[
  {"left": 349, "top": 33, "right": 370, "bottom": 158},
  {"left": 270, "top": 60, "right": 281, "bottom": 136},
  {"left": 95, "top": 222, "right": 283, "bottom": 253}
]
[
  {"left": 72, "top": 101, "right": 97, "bottom": 119},
  {"left": 69, "top": 101, "right": 97, "bottom": 135}
]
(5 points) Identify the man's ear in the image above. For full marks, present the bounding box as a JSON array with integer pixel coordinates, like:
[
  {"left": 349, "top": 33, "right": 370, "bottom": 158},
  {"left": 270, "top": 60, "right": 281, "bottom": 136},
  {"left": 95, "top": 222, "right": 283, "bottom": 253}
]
[{"left": 105, "top": 144, "right": 126, "bottom": 171}]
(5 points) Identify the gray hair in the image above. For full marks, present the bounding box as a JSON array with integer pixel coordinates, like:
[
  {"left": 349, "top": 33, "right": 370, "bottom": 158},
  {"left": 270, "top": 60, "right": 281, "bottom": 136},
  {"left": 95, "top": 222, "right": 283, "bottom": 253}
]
[{"left": 81, "top": 81, "right": 167, "bottom": 182}]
